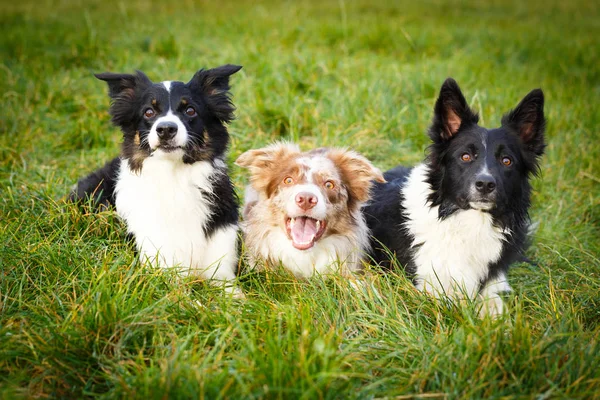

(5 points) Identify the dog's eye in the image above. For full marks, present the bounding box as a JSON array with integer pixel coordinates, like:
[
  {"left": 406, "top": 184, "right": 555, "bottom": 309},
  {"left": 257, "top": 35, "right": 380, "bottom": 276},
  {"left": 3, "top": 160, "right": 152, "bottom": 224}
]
[
  {"left": 144, "top": 108, "right": 156, "bottom": 119},
  {"left": 283, "top": 177, "right": 294, "bottom": 185},
  {"left": 461, "top": 153, "right": 472, "bottom": 162},
  {"left": 502, "top": 157, "right": 512, "bottom": 166},
  {"left": 185, "top": 106, "right": 197, "bottom": 117},
  {"left": 324, "top": 181, "right": 335, "bottom": 190}
]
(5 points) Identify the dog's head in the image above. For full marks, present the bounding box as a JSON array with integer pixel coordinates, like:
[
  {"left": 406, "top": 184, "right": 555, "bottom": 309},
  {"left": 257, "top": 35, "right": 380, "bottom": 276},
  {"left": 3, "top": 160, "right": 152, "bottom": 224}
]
[
  {"left": 236, "top": 143, "right": 384, "bottom": 250},
  {"left": 95, "top": 65, "right": 242, "bottom": 171},
  {"left": 426, "top": 78, "right": 546, "bottom": 220}
]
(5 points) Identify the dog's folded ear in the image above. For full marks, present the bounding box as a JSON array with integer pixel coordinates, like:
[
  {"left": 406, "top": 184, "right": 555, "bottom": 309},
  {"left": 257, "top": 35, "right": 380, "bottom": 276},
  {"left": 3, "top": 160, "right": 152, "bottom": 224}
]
[
  {"left": 501, "top": 89, "right": 546, "bottom": 156},
  {"left": 235, "top": 142, "right": 300, "bottom": 170},
  {"left": 95, "top": 71, "right": 152, "bottom": 130},
  {"left": 95, "top": 71, "right": 152, "bottom": 100},
  {"left": 190, "top": 64, "right": 243, "bottom": 123},
  {"left": 429, "top": 78, "right": 479, "bottom": 142},
  {"left": 326, "top": 149, "right": 385, "bottom": 207},
  {"left": 236, "top": 142, "right": 301, "bottom": 195}
]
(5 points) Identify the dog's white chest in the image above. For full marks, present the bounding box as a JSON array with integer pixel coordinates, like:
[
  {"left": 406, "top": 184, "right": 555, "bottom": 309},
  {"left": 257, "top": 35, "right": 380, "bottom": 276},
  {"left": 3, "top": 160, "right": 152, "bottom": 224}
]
[
  {"left": 115, "top": 157, "right": 214, "bottom": 270},
  {"left": 258, "top": 230, "right": 359, "bottom": 278},
  {"left": 402, "top": 165, "right": 507, "bottom": 297}
]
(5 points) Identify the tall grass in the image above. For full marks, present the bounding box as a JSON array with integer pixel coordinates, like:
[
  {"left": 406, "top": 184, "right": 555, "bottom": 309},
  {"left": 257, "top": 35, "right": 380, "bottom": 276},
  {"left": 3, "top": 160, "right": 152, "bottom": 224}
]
[{"left": 1, "top": 0, "right": 599, "bottom": 397}]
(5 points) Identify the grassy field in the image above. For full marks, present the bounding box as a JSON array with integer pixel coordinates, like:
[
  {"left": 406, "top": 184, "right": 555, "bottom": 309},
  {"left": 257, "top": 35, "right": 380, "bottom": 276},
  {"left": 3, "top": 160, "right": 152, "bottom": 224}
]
[{"left": 1, "top": 0, "right": 599, "bottom": 398}]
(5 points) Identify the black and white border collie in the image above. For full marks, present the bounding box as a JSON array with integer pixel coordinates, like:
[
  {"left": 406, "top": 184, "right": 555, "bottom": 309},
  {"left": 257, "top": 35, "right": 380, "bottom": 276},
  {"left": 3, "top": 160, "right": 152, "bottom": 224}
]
[
  {"left": 236, "top": 142, "right": 384, "bottom": 278},
  {"left": 71, "top": 65, "right": 243, "bottom": 295},
  {"left": 365, "top": 78, "right": 546, "bottom": 316}
]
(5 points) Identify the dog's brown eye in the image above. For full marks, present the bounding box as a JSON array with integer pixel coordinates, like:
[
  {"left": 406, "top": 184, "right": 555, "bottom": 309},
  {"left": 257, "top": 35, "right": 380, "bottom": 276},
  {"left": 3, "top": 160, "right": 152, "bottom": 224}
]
[
  {"left": 502, "top": 157, "right": 512, "bottom": 166},
  {"left": 283, "top": 177, "right": 294, "bottom": 185},
  {"left": 324, "top": 181, "right": 335, "bottom": 190},
  {"left": 185, "top": 106, "right": 196, "bottom": 117},
  {"left": 461, "top": 153, "right": 472, "bottom": 162},
  {"left": 144, "top": 108, "right": 156, "bottom": 119}
]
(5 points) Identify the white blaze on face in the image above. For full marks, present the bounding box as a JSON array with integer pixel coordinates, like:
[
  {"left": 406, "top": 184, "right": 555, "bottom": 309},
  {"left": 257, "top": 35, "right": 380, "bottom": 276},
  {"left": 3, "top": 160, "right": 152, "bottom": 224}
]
[
  {"left": 147, "top": 81, "right": 188, "bottom": 152},
  {"left": 147, "top": 111, "right": 188, "bottom": 150},
  {"left": 279, "top": 155, "right": 340, "bottom": 250},
  {"left": 283, "top": 183, "right": 327, "bottom": 219}
]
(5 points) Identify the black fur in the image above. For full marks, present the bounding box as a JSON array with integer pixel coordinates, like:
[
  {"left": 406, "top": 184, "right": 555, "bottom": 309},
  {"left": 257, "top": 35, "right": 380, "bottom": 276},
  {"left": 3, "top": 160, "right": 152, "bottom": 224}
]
[
  {"left": 69, "top": 157, "right": 120, "bottom": 208},
  {"left": 70, "top": 65, "right": 242, "bottom": 237},
  {"left": 365, "top": 78, "right": 545, "bottom": 290},
  {"left": 366, "top": 165, "right": 416, "bottom": 276},
  {"left": 198, "top": 167, "right": 240, "bottom": 238}
]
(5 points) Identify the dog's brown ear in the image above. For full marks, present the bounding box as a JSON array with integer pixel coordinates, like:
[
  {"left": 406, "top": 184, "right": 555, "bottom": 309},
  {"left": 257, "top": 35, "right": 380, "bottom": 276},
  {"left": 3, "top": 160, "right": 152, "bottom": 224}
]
[
  {"left": 327, "top": 149, "right": 385, "bottom": 206},
  {"left": 236, "top": 142, "right": 301, "bottom": 194},
  {"left": 235, "top": 148, "right": 269, "bottom": 169},
  {"left": 235, "top": 142, "right": 300, "bottom": 170}
]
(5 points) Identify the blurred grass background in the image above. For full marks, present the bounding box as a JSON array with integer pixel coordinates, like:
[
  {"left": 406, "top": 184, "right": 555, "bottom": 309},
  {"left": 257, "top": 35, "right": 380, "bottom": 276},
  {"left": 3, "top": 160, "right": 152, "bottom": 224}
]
[{"left": 1, "top": 0, "right": 599, "bottom": 398}]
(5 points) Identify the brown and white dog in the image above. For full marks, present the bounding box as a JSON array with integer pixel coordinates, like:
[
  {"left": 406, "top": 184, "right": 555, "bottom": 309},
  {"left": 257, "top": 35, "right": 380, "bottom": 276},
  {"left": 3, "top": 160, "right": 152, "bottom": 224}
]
[{"left": 235, "top": 142, "right": 385, "bottom": 278}]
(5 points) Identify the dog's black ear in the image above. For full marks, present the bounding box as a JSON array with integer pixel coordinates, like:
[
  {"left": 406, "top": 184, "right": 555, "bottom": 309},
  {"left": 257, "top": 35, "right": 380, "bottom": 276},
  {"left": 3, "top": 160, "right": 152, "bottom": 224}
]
[
  {"left": 501, "top": 89, "right": 546, "bottom": 156},
  {"left": 95, "top": 71, "right": 152, "bottom": 132},
  {"left": 429, "top": 78, "right": 479, "bottom": 141},
  {"left": 94, "top": 71, "right": 152, "bottom": 100},
  {"left": 190, "top": 64, "right": 243, "bottom": 123}
]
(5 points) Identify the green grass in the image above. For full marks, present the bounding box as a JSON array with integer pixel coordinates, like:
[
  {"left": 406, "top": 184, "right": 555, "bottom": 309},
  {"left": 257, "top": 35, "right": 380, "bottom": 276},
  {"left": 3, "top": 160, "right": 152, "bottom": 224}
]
[{"left": 1, "top": 0, "right": 599, "bottom": 398}]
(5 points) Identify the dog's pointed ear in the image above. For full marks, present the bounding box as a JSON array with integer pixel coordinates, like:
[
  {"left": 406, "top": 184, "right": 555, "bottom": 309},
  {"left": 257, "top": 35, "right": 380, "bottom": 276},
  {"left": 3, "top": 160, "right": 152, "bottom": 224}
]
[
  {"left": 95, "top": 70, "right": 152, "bottom": 100},
  {"left": 501, "top": 89, "right": 546, "bottom": 155},
  {"left": 235, "top": 142, "right": 300, "bottom": 170},
  {"left": 190, "top": 64, "right": 243, "bottom": 123},
  {"left": 326, "top": 149, "right": 385, "bottom": 207},
  {"left": 429, "top": 78, "right": 479, "bottom": 141}
]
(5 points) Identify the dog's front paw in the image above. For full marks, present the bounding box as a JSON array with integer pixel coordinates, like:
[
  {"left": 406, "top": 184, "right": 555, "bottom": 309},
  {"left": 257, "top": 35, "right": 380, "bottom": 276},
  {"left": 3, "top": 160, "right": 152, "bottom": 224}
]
[{"left": 478, "top": 295, "right": 505, "bottom": 319}]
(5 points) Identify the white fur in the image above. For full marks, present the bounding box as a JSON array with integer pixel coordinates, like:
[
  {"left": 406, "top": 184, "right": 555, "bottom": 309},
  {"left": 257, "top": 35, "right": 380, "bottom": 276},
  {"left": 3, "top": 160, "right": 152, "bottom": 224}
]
[
  {"left": 243, "top": 207, "right": 367, "bottom": 278},
  {"left": 148, "top": 111, "right": 188, "bottom": 150},
  {"left": 241, "top": 148, "right": 372, "bottom": 278},
  {"left": 285, "top": 183, "right": 327, "bottom": 219},
  {"left": 162, "top": 81, "right": 172, "bottom": 92},
  {"left": 297, "top": 156, "right": 332, "bottom": 183},
  {"left": 402, "top": 164, "right": 511, "bottom": 313},
  {"left": 115, "top": 156, "right": 238, "bottom": 287},
  {"left": 478, "top": 273, "right": 511, "bottom": 317}
]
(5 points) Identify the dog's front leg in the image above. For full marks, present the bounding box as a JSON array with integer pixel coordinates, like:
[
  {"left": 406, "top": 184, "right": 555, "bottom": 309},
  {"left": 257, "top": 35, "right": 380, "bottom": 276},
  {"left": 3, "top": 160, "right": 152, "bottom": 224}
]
[
  {"left": 201, "top": 224, "right": 244, "bottom": 298},
  {"left": 478, "top": 273, "right": 512, "bottom": 318}
]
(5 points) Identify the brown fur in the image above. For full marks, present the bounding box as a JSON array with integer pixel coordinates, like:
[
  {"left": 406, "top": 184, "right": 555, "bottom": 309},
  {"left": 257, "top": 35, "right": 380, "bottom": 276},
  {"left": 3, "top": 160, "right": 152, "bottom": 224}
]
[
  {"left": 236, "top": 143, "right": 303, "bottom": 197},
  {"left": 127, "top": 145, "right": 151, "bottom": 173},
  {"left": 324, "top": 148, "right": 386, "bottom": 210},
  {"left": 443, "top": 108, "right": 462, "bottom": 139},
  {"left": 236, "top": 142, "right": 385, "bottom": 277}
]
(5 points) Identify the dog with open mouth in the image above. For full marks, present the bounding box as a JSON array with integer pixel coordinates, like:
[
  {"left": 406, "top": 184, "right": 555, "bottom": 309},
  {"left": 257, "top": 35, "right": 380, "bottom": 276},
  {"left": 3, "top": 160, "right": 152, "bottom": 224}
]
[
  {"left": 235, "top": 142, "right": 385, "bottom": 278},
  {"left": 70, "top": 65, "right": 243, "bottom": 295}
]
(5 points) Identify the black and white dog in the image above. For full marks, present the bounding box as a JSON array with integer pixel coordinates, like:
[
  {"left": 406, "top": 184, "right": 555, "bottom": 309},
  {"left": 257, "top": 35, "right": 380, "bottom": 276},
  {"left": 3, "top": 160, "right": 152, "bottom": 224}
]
[
  {"left": 71, "top": 65, "right": 243, "bottom": 294},
  {"left": 365, "top": 78, "right": 546, "bottom": 316}
]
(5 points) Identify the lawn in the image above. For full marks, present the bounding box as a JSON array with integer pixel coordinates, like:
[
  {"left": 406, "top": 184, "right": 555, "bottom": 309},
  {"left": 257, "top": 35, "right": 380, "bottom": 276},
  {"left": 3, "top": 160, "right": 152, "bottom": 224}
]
[{"left": 1, "top": 0, "right": 599, "bottom": 398}]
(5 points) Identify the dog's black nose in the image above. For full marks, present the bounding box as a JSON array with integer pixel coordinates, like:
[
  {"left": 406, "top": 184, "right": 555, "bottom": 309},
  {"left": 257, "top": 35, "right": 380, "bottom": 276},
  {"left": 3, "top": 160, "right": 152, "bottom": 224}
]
[
  {"left": 156, "top": 122, "right": 178, "bottom": 140},
  {"left": 475, "top": 174, "right": 496, "bottom": 194}
]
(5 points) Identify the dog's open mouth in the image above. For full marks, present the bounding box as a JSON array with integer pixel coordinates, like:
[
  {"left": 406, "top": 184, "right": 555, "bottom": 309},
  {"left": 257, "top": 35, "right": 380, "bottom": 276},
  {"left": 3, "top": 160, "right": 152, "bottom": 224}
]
[{"left": 285, "top": 216, "right": 327, "bottom": 250}]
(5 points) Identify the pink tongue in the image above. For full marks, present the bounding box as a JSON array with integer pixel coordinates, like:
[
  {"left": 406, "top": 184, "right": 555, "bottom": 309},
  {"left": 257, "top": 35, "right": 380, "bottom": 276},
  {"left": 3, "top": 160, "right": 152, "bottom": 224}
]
[{"left": 291, "top": 217, "right": 318, "bottom": 244}]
